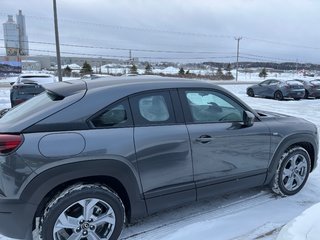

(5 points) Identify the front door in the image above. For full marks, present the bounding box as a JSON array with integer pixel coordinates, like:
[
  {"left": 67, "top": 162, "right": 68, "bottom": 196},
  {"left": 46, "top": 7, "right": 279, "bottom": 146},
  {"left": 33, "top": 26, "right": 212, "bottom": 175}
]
[{"left": 179, "top": 88, "right": 271, "bottom": 199}]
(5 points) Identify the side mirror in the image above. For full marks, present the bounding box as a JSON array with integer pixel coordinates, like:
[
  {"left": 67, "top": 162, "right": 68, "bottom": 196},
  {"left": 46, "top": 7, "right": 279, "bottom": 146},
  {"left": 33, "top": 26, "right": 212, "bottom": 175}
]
[
  {"left": 243, "top": 111, "right": 255, "bottom": 127},
  {"left": 10, "top": 82, "right": 15, "bottom": 86}
]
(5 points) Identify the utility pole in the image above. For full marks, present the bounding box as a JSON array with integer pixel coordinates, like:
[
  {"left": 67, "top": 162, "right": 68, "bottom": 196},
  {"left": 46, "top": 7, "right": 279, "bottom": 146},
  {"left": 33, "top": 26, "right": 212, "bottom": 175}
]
[
  {"left": 129, "top": 50, "right": 132, "bottom": 64},
  {"left": 53, "top": 0, "right": 62, "bottom": 82},
  {"left": 235, "top": 37, "right": 242, "bottom": 82}
]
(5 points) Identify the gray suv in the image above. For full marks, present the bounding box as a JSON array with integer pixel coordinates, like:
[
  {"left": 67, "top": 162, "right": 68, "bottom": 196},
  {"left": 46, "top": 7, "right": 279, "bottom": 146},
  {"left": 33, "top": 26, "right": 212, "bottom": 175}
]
[{"left": 0, "top": 76, "right": 318, "bottom": 240}]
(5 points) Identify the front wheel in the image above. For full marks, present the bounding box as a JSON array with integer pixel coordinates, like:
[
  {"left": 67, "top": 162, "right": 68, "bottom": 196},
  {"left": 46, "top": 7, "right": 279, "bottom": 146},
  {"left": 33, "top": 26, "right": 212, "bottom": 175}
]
[
  {"left": 272, "top": 147, "right": 311, "bottom": 196},
  {"left": 40, "top": 184, "right": 125, "bottom": 240},
  {"left": 274, "top": 91, "right": 283, "bottom": 101},
  {"left": 247, "top": 88, "right": 255, "bottom": 97}
]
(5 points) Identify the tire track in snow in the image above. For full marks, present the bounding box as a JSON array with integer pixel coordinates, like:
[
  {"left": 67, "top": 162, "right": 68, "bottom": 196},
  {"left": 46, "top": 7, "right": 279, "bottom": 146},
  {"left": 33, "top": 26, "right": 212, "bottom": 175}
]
[{"left": 121, "top": 190, "right": 275, "bottom": 240}]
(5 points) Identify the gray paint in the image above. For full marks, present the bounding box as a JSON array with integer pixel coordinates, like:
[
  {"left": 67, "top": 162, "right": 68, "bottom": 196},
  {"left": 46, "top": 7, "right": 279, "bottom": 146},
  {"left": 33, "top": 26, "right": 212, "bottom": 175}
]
[{"left": 0, "top": 76, "right": 318, "bottom": 239}]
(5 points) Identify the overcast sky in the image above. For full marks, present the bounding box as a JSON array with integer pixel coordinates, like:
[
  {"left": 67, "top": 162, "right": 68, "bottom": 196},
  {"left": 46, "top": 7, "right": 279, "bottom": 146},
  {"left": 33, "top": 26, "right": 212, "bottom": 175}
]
[{"left": 1, "top": 0, "right": 319, "bottom": 63}]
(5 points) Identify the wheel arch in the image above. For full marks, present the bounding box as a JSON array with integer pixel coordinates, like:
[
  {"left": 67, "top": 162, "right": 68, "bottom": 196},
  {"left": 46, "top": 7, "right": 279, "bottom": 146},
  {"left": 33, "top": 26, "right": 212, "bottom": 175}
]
[
  {"left": 19, "top": 159, "right": 148, "bottom": 230},
  {"left": 265, "top": 133, "right": 318, "bottom": 185}
]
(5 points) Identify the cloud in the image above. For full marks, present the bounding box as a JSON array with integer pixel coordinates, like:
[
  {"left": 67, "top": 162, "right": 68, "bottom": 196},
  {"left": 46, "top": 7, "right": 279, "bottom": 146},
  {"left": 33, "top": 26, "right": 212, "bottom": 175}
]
[{"left": 0, "top": 0, "right": 319, "bottom": 63}]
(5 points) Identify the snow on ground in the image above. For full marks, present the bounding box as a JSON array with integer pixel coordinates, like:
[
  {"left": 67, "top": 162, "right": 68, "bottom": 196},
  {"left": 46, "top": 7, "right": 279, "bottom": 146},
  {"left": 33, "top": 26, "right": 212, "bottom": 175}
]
[
  {"left": 277, "top": 202, "right": 320, "bottom": 240},
  {"left": 0, "top": 82, "right": 319, "bottom": 240}
]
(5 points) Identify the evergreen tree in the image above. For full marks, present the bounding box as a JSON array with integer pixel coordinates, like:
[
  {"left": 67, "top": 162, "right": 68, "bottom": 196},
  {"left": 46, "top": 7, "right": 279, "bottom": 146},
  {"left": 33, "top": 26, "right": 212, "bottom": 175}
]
[
  {"left": 145, "top": 63, "right": 152, "bottom": 74},
  {"left": 130, "top": 64, "right": 138, "bottom": 74},
  {"left": 185, "top": 70, "right": 190, "bottom": 75},
  {"left": 226, "top": 63, "right": 232, "bottom": 73},
  {"left": 225, "top": 63, "right": 234, "bottom": 79},
  {"left": 179, "top": 67, "right": 185, "bottom": 75},
  {"left": 216, "top": 67, "right": 224, "bottom": 78},
  {"left": 63, "top": 65, "right": 72, "bottom": 77},
  {"left": 259, "top": 68, "right": 268, "bottom": 78},
  {"left": 80, "top": 61, "right": 93, "bottom": 75}
]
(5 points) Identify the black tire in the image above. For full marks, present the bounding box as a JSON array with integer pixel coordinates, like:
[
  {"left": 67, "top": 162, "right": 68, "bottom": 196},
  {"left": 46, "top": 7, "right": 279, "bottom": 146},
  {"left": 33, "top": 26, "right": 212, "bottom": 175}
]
[
  {"left": 304, "top": 90, "right": 309, "bottom": 99},
  {"left": 274, "top": 91, "right": 283, "bottom": 101},
  {"left": 294, "top": 98, "right": 301, "bottom": 101},
  {"left": 40, "top": 184, "right": 125, "bottom": 240},
  {"left": 272, "top": 146, "right": 311, "bottom": 196},
  {"left": 247, "top": 88, "right": 255, "bottom": 97}
]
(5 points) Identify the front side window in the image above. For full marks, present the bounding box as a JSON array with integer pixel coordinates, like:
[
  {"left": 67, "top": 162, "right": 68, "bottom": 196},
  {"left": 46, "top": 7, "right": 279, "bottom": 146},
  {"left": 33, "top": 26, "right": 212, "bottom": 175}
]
[{"left": 184, "top": 90, "right": 243, "bottom": 123}]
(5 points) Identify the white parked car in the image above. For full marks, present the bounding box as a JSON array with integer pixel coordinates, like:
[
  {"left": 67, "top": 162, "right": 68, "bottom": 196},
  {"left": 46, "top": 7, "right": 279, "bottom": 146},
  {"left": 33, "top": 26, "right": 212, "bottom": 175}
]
[{"left": 10, "top": 73, "right": 57, "bottom": 107}]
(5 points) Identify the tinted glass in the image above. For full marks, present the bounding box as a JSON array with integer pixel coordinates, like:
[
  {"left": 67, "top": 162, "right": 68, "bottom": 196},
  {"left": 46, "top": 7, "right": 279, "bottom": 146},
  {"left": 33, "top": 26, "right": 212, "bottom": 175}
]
[
  {"left": 92, "top": 102, "right": 129, "bottom": 128},
  {"left": 0, "top": 92, "right": 55, "bottom": 124},
  {"left": 130, "top": 91, "right": 176, "bottom": 126},
  {"left": 139, "top": 95, "right": 169, "bottom": 122},
  {"left": 185, "top": 90, "right": 243, "bottom": 123}
]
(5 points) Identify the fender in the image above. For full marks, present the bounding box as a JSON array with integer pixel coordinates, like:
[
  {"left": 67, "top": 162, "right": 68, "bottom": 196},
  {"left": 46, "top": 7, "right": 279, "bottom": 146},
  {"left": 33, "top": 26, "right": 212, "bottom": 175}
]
[
  {"left": 264, "top": 133, "right": 318, "bottom": 185},
  {"left": 19, "top": 157, "right": 148, "bottom": 221}
]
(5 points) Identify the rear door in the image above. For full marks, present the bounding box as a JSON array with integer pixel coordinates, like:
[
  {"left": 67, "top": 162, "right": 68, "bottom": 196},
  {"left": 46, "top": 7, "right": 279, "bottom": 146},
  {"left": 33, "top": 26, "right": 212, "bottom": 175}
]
[
  {"left": 255, "top": 80, "right": 271, "bottom": 97},
  {"left": 130, "top": 90, "right": 195, "bottom": 213},
  {"left": 179, "top": 88, "right": 271, "bottom": 199}
]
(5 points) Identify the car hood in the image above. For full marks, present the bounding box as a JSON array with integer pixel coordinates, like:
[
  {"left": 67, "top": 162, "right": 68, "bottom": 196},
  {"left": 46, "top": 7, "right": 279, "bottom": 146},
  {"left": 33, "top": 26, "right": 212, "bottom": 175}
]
[
  {"left": 255, "top": 109, "right": 318, "bottom": 136},
  {"left": 255, "top": 109, "right": 292, "bottom": 119}
]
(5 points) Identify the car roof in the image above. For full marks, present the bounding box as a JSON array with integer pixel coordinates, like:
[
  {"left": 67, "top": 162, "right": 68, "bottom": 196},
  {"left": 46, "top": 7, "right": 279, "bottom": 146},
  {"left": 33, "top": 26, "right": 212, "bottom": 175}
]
[
  {"left": 46, "top": 75, "right": 226, "bottom": 97},
  {"left": 85, "top": 75, "right": 223, "bottom": 91},
  {"left": 19, "top": 73, "right": 54, "bottom": 77}
]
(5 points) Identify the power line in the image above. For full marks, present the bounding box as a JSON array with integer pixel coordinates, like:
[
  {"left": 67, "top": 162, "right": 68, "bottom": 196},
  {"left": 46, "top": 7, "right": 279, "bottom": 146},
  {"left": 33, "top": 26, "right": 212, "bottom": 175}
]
[
  {"left": 243, "top": 36, "right": 320, "bottom": 51},
  {"left": 0, "top": 46, "right": 236, "bottom": 61},
  {"left": 0, "top": 12, "right": 233, "bottom": 40},
  {"left": 1, "top": 11, "right": 319, "bottom": 51},
  {"left": 0, "top": 38, "right": 234, "bottom": 55}
]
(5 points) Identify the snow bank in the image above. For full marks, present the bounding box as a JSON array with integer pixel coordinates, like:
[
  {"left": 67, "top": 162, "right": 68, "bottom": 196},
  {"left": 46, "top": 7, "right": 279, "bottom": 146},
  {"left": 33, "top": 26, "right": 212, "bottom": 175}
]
[{"left": 277, "top": 202, "right": 320, "bottom": 240}]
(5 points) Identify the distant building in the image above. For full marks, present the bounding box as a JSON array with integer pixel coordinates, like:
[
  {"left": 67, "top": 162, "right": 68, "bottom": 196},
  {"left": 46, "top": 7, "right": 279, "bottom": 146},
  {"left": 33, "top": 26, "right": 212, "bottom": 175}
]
[
  {"left": 16, "top": 10, "right": 29, "bottom": 56},
  {"left": 3, "top": 15, "right": 19, "bottom": 56},
  {"left": 2, "top": 10, "right": 29, "bottom": 58},
  {"left": 21, "top": 60, "right": 41, "bottom": 71}
]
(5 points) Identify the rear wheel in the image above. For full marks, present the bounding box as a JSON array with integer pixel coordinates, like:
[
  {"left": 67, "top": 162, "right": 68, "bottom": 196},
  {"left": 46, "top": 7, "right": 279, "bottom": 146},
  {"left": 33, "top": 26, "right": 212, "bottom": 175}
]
[
  {"left": 272, "top": 147, "right": 311, "bottom": 196},
  {"left": 247, "top": 88, "right": 255, "bottom": 97},
  {"left": 274, "top": 91, "right": 283, "bottom": 101},
  {"left": 40, "top": 184, "right": 125, "bottom": 240}
]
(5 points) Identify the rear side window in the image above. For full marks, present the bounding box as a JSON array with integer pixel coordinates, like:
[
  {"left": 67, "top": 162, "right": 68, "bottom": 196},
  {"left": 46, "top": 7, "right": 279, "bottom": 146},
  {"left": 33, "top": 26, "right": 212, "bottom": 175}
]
[
  {"left": 139, "top": 95, "right": 170, "bottom": 122},
  {"left": 130, "top": 91, "right": 176, "bottom": 126},
  {"left": 90, "top": 99, "right": 132, "bottom": 128}
]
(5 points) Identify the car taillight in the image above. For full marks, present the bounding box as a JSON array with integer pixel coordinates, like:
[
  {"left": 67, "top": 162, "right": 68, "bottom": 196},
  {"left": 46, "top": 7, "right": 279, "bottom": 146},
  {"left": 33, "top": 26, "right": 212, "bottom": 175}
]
[{"left": 0, "top": 134, "right": 23, "bottom": 154}]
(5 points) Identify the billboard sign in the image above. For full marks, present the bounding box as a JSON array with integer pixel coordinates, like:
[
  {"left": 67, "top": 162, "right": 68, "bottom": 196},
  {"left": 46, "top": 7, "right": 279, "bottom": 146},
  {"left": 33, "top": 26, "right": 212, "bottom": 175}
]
[{"left": 0, "top": 61, "right": 22, "bottom": 75}]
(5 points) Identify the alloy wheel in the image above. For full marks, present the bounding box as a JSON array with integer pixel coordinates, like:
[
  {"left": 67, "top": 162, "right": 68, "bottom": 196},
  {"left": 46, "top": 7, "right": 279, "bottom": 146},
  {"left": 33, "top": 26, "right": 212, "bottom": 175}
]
[
  {"left": 53, "top": 198, "right": 116, "bottom": 240},
  {"left": 281, "top": 154, "right": 308, "bottom": 192}
]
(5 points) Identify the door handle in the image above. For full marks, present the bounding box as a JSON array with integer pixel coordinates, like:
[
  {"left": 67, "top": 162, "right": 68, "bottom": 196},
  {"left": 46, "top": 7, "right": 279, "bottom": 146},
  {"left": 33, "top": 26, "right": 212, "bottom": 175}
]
[{"left": 196, "top": 135, "right": 214, "bottom": 143}]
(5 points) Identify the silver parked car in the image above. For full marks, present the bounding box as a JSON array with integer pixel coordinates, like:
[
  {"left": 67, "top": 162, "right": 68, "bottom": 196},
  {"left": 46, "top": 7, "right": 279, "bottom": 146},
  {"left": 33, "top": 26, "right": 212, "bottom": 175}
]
[
  {"left": 295, "top": 79, "right": 320, "bottom": 99},
  {"left": 247, "top": 79, "right": 305, "bottom": 100}
]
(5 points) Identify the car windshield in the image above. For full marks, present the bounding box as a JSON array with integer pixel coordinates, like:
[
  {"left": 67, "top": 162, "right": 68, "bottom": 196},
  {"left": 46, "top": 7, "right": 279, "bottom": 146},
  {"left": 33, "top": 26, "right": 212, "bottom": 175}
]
[{"left": 0, "top": 92, "right": 55, "bottom": 124}]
